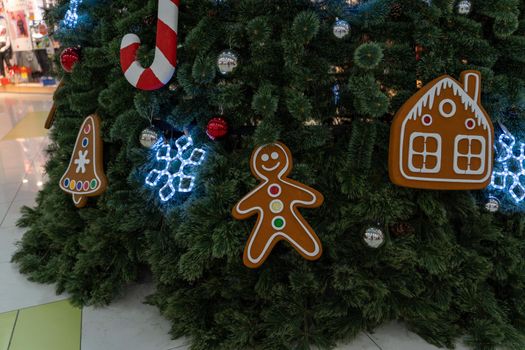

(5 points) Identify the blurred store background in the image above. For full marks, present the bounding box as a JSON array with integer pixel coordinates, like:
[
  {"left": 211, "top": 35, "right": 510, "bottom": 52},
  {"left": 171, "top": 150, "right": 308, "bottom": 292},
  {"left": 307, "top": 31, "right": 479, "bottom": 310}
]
[{"left": 0, "top": 0, "right": 57, "bottom": 93}]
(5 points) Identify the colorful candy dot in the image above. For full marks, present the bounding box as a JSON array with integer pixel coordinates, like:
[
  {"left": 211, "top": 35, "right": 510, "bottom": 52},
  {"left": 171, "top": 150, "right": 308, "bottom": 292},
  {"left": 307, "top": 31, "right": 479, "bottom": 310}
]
[
  {"left": 270, "top": 200, "right": 284, "bottom": 213},
  {"left": 272, "top": 217, "right": 286, "bottom": 229},
  {"left": 268, "top": 184, "right": 281, "bottom": 197},
  {"left": 83, "top": 181, "right": 90, "bottom": 191},
  {"left": 70, "top": 180, "right": 76, "bottom": 190},
  {"left": 76, "top": 181, "right": 83, "bottom": 191},
  {"left": 465, "top": 118, "right": 475, "bottom": 130},
  {"left": 84, "top": 124, "right": 91, "bottom": 134},
  {"left": 82, "top": 137, "right": 89, "bottom": 147},
  {"left": 90, "top": 179, "right": 98, "bottom": 189},
  {"left": 64, "top": 178, "right": 70, "bottom": 188}
]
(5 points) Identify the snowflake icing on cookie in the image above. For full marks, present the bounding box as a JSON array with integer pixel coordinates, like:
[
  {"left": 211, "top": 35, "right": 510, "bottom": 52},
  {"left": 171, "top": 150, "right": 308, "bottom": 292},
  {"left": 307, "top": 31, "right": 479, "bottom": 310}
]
[
  {"left": 145, "top": 135, "right": 206, "bottom": 202},
  {"left": 74, "top": 150, "right": 90, "bottom": 173}
]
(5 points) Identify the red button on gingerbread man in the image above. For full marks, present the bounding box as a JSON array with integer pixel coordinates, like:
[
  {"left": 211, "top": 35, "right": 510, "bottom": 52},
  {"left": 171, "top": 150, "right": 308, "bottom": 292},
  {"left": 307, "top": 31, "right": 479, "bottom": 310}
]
[{"left": 232, "top": 142, "right": 324, "bottom": 268}]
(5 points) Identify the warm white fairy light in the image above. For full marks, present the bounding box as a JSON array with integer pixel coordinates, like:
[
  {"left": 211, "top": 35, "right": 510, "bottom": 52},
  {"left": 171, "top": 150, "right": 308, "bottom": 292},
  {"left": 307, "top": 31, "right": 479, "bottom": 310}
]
[{"left": 145, "top": 135, "right": 206, "bottom": 202}]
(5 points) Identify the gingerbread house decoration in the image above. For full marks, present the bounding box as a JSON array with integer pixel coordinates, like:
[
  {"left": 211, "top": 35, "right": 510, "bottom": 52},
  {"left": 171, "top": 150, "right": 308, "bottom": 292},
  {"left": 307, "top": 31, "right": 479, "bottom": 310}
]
[{"left": 389, "top": 70, "right": 494, "bottom": 190}]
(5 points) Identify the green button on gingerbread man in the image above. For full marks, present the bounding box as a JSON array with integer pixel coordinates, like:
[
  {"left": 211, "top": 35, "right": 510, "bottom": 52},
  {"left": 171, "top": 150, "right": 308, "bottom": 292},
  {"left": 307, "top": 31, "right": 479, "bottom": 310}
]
[{"left": 232, "top": 142, "right": 324, "bottom": 268}]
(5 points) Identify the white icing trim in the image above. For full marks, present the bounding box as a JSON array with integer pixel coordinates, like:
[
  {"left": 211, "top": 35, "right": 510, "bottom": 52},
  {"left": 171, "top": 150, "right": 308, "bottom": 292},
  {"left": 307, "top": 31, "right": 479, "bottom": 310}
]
[
  {"left": 463, "top": 72, "right": 480, "bottom": 103},
  {"left": 262, "top": 163, "right": 280, "bottom": 172},
  {"left": 407, "top": 132, "right": 442, "bottom": 174},
  {"left": 405, "top": 77, "right": 490, "bottom": 130},
  {"left": 73, "top": 195, "right": 84, "bottom": 205},
  {"left": 453, "top": 135, "right": 486, "bottom": 175},
  {"left": 439, "top": 99, "right": 456, "bottom": 118}
]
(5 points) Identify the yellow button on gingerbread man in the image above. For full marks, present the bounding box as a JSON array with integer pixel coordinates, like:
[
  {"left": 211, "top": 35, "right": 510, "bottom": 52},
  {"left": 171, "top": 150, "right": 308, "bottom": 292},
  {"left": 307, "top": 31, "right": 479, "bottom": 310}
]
[{"left": 232, "top": 142, "right": 324, "bottom": 269}]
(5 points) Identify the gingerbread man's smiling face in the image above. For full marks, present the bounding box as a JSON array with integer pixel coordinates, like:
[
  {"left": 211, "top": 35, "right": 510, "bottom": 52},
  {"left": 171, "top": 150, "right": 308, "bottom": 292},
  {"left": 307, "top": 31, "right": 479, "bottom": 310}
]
[{"left": 252, "top": 142, "right": 292, "bottom": 180}]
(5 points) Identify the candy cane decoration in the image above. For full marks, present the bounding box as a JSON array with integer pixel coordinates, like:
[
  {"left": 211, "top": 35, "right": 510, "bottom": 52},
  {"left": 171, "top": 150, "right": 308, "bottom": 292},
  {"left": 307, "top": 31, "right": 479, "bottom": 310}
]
[{"left": 120, "top": 0, "right": 179, "bottom": 90}]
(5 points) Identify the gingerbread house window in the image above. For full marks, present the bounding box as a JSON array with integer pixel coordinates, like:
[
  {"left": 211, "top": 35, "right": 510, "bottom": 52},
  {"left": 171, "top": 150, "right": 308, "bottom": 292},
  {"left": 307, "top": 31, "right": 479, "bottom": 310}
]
[
  {"left": 453, "top": 135, "right": 486, "bottom": 175},
  {"left": 408, "top": 132, "right": 442, "bottom": 173}
]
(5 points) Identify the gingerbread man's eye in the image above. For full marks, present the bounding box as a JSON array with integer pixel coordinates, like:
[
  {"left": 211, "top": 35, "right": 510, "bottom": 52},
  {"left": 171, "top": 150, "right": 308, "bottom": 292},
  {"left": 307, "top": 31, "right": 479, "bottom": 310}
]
[
  {"left": 271, "top": 152, "right": 279, "bottom": 160},
  {"left": 261, "top": 154, "right": 269, "bottom": 161}
]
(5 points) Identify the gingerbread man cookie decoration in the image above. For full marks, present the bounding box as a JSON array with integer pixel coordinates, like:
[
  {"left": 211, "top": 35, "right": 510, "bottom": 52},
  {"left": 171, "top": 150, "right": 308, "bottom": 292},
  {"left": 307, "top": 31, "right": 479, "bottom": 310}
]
[{"left": 232, "top": 142, "right": 324, "bottom": 269}]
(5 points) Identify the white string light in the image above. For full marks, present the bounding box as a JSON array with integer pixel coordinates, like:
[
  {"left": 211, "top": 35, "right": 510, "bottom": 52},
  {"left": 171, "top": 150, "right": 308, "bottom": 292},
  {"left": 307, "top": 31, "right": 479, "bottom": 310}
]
[
  {"left": 63, "top": 0, "right": 82, "bottom": 28},
  {"left": 145, "top": 135, "right": 206, "bottom": 202},
  {"left": 490, "top": 132, "right": 525, "bottom": 203}
]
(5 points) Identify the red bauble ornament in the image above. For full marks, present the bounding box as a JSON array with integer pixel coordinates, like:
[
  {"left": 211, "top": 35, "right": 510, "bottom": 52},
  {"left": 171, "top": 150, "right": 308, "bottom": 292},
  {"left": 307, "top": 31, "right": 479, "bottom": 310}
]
[
  {"left": 60, "top": 47, "right": 81, "bottom": 73},
  {"left": 206, "top": 117, "right": 228, "bottom": 140}
]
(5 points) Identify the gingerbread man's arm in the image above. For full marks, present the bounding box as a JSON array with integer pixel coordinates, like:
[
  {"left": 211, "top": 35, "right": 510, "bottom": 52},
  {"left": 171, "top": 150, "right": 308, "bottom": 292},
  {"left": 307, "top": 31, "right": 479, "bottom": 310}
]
[
  {"left": 232, "top": 184, "right": 267, "bottom": 219},
  {"left": 283, "top": 179, "right": 324, "bottom": 207}
]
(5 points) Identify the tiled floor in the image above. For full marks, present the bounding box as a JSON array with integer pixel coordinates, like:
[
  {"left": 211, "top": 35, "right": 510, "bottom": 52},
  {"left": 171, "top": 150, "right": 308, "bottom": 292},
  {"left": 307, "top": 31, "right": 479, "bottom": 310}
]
[{"left": 0, "top": 93, "right": 469, "bottom": 350}]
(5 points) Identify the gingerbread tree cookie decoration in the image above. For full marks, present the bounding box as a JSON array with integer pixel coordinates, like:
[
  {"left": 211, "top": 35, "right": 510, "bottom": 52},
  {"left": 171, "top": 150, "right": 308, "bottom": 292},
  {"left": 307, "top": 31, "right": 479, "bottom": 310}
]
[
  {"left": 59, "top": 114, "right": 108, "bottom": 208},
  {"left": 232, "top": 142, "right": 324, "bottom": 269},
  {"left": 389, "top": 70, "right": 494, "bottom": 190}
]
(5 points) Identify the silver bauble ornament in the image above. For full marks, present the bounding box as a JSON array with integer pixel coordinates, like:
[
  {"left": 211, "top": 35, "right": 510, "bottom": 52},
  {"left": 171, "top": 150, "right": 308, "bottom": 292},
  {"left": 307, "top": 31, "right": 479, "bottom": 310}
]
[
  {"left": 217, "top": 50, "right": 239, "bottom": 75},
  {"left": 363, "top": 227, "right": 385, "bottom": 248},
  {"left": 140, "top": 127, "right": 161, "bottom": 148},
  {"left": 457, "top": 0, "right": 472, "bottom": 15},
  {"left": 485, "top": 197, "right": 500, "bottom": 213},
  {"left": 333, "top": 19, "right": 350, "bottom": 39}
]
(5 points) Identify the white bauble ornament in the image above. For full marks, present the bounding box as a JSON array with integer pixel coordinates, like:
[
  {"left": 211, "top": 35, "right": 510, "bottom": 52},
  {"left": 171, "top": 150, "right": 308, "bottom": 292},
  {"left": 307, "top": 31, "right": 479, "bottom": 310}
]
[{"left": 363, "top": 227, "right": 385, "bottom": 248}]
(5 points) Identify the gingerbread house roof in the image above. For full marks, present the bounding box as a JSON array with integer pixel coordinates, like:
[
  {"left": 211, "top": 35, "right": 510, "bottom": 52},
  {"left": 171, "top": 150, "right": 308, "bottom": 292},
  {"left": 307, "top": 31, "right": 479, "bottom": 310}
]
[{"left": 405, "top": 77, "right": 490, "bottom": 131}]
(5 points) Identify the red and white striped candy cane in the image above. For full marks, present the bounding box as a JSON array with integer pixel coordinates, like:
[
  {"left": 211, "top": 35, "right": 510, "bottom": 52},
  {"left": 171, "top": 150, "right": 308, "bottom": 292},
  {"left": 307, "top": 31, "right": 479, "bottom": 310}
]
[{"left": 120, "top": 0, "right": 179, "bottom": 91}]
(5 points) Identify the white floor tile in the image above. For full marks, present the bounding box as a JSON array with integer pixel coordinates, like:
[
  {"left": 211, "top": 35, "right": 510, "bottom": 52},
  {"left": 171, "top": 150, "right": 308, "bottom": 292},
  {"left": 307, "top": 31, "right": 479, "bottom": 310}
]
[
  {"left": 0, "top": 202, "right": 10, "bottom": 221},
  {"left": 0, "top": 261, "right": 68, "bottom": 313},
  {"left": 1, "top": 198, "right": 36, "bottom": 228},
  {"left": 0, "top": 182, "right": 19, "bottom": 204},
  {"left": 367, "top": 321, "right": 470, "bottom": 350},
  {"left": 336, "top": 332, "right": 381, "bottom": 349},
  {"left": 82, "top": 283, "right": 187, "bottom": 350},
  {"left": 0, "top": 94, "right": 52, "bottom": 140},
  {"left": 15, "top": 178, "right": 43, "bottom": 202},
  {"left": 0, "top": 167, "right": 26, "bottom": 185},
  {"left": 0, "top": 138, "right": 49, "bottom": 187},
  {"left": 0, "top": 227, "right": 24, "bottom": 263}
]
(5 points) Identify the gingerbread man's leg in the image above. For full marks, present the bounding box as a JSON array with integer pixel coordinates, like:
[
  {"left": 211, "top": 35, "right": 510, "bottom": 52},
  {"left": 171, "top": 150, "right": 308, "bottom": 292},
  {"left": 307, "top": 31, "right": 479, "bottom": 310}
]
[
  {"left": 278, "top": 211, "right": 322, "bottom": 261},
  {"left": 244, "top": 213, "right": 322, "bottom": 268},
  {"left": 243, "top": 217, "right": 284, "bottom": 268}
]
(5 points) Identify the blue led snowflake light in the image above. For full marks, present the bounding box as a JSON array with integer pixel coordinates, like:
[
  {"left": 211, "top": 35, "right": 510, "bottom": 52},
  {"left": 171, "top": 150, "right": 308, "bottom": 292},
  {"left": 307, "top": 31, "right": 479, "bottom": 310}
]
[
  {"left": 490, "top": 131, "right": 525, "bottom": 203},
  {"left": 145, "top": 135, "right": 206, "bottom": 202},
  {"left": 63, "top": 0, "right": 82, "bottom": 28}
]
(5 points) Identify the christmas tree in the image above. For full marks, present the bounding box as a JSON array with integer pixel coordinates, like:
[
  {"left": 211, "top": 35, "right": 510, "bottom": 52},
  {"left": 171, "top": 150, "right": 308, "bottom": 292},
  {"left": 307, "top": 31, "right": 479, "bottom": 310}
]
[{"left": 12, "top": 0, "right": 525, "bottom": 349}]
